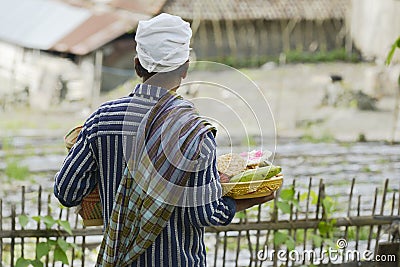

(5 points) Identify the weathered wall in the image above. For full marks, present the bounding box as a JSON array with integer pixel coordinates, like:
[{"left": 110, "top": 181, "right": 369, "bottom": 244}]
[
  {"left": 351, "top": 0, "right": 400, "bottom": 62},
  {"left": 191, "top": 18, "right": 346, "bottom": 63},
  {"left": 0, "top": 41, "right": 94, "bottom": 110}
]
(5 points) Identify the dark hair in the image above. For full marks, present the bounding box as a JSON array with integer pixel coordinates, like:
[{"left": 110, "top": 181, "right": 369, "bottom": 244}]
[{"left": 135, "top": 58, "right": 189, "bottom": 80}]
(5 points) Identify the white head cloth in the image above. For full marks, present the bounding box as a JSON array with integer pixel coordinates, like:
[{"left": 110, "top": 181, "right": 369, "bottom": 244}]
[{"left": 135, "top": 13, "right": 192, "bottom": 73}]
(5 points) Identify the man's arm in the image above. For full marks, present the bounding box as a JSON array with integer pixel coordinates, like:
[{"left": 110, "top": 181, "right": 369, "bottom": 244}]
[
  {"left": 186, "top": 132, "right": 275, "bottom": 227},
  {"left": 54, "top": 124, "right": 98, "bottom": 207}
]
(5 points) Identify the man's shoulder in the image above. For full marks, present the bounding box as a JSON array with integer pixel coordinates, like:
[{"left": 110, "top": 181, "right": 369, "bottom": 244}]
[{"left": 98, "top": 96, "right": 133, "bottom": 112}]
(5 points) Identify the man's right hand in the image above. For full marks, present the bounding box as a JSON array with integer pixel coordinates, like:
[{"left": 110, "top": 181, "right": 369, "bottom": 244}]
[{"left": 234, "top": 194, "right": 275, "bottom": 212}]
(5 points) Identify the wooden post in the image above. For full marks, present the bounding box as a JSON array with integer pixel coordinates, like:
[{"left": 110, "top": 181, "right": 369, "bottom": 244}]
[
  {"left": 225, "top": 19, "right": 237, "bottom": 58},
  {"left": 316, "top": 20, "right": 327, "bottom": 52},
  {"left": 91, "top": 49, "right": 103, "bottom": 109},
  {"left": 212, "top": 19, "right": 224, "bottom": 59}
]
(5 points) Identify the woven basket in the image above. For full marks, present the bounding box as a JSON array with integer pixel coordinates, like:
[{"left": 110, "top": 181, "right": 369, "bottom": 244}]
[
  {"left": 64, "top": 125, "right": 103, "bottom": 226},
  {"left": 77, "top": 187, "right": 103, "bottom": 226},
  {"left": 64, "top": 125, "right": 83, "bottom": 151},
  {"left": 221, "top": 176, "right": 283, "bottom": 199}
]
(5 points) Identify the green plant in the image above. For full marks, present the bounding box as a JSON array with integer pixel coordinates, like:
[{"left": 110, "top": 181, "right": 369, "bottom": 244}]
[
  {"left": 15, "top": 214, "right": 78, "bottom": 267},
  {"left": 274, "top": 188, "right": 339, "bottom": 251},
  {"left": 5, "top": 159, "right": 30, "bottom": 180},
  {"left": 385, "top": 36, "right": 400, "bottom": 65}
]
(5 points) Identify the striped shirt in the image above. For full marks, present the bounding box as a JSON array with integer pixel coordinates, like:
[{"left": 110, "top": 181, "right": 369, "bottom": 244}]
[{"left": 54, "top": 84, "right": 236, "bottom": 266}]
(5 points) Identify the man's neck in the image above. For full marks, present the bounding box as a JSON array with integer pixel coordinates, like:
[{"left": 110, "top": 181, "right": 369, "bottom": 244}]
[{"left": 143, "top": 75, "right": 181, "bottom": 92}]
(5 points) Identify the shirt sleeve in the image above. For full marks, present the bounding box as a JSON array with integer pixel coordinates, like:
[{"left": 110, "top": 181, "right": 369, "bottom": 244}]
[
  {"left": 54, "top": 120, "right": 98, "bottom": 207},
  {"left": 186, "top": 131, "right": 237, "bottom": 227}
]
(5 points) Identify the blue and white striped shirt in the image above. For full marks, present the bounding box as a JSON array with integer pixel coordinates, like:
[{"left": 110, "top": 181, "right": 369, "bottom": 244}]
[{"left": 54, "top": 84, "right": 236, "bottom": 266}]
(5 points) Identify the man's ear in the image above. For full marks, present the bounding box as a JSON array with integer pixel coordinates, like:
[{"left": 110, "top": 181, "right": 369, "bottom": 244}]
[{"left": 134, "top": 57, "right": 143, "bottom": 78}]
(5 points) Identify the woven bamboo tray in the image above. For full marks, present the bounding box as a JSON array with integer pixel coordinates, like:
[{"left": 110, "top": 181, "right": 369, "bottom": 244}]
[{"left": 221, "top": 176, "right": 283, "bottom": 199}]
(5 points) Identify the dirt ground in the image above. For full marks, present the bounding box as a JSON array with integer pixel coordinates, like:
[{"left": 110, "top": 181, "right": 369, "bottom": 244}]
[{"left": 1, "top": 62, "right": 399, "bottom": 143}]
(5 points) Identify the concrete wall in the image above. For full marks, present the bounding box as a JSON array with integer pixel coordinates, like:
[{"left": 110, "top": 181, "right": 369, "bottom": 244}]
[
  {"left": 0, "top": 41, "right": 94, "bottom": 110},
  {"left": 351, "top": 0, "right": 400, "bottom": 63}
]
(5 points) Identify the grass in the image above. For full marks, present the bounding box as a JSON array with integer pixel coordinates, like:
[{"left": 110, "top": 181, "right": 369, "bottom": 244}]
[
  {"left": 5, "top": 159, "right": 30, "bottom": 181},
  {"left": 197, "top": 49, "right": 361, "bottom": 69}
]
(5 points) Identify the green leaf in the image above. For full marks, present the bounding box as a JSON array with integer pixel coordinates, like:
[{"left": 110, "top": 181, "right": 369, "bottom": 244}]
[
  {"left": 47, "top": 239, "right": 57, "bottom": 246},
  {"left": 311, "top": 234, "right": 322, "bottom": 247},
  {"left": 276, "top": 201, "right": 291, "bottom": 214},
  {"left": 54, "top": 246, "right": 69, "bottom": 265},
  {"left": 300, "top": 192, "right": 308, "bottom": 201},
  {"left": 385, "top": 36, "right": 400, "bottom": 65},
  {"left": 279, "top": 188, "right": 295, "bottom": 201},
  {"left": 57, "top": 239, "right": 70, "bottom": 253},
  {"left": 36, "top": 242, "right": 50, "bottom": 259},
  {"left": 32, "top": 216, "right": 41, "bottom": 223},
  {"left": 310, "top": 191, "right": 318, "bottom": 205},
  {"left": 274, "top": 231, "right": 288, "bottom": 246},
  {"left": 18, "top": 214, "right": 30, "bottom": 228},
  {"left": 235, "top": 211, "right": 246, "bottom": 219},
  {"left": 30, "top": 259, "right": 44, "bottom": 267},
  {"left": 16, "top": 258, "right": 30, "bottom": 267},
  {"left": 58, "top": 220, "right": 73, "bottom": 235},
  {"left": 285, "top": 236, "right": 296, "bottom": 251},
  {"left": 42, "top": 215, "right": 56, "bottom": 229},
  {"left": 322, "top": 197, "right": 335, "bottom": 214}
]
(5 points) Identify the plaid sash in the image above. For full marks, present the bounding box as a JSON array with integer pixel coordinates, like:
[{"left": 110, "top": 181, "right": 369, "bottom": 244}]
[{"left": 96, "top": 91, "right": 215, "bottom": 266}]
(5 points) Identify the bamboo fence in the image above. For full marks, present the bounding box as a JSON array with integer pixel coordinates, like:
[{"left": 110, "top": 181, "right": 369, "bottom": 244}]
[{"left": 0, "top": 178, "right": 399, "bottom": 267}]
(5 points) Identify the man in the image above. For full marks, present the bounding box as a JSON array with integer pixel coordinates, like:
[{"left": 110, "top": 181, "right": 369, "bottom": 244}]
[{"left": 54, "top": 13, "right": 274, "bottom": 266}]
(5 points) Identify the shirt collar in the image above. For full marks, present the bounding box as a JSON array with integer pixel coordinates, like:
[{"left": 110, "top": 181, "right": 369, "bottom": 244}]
[{"left": 130, "top": 83, "right": 169, "bottom": 99}]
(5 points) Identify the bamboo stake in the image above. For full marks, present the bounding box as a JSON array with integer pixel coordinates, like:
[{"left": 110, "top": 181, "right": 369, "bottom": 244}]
[
  {"left": 21, "top": 186, "right": 25, "bottom": 258},
  {"left": 245, "top": 209, "right": 254, "bottom": 267},
  {"left": 374, "top": 179, "right": 389, "bottom": 256},
  {"left": 302, "top": 177, "right": 312, "bottom": 265},
  {"left": 222, "top": 231, "right": 228, "bottom": 267},
  {"left": 45, "top": 194, "right": 51, "bottom": 267},
  {"left": 319, "top": 183, "right": 326, "bottom": 260},
  {"left": 235, "top": 217, "right": 243, "bottom": 267},
  {"left": 309, "top": 179, "right": 324, "bottom": 264},
  {"left": 355, "top": 195, "right": 361, "bottom": 251},
  {"left": 11, "top": 204, "right": 16, "bottom": 267},
  {"left": 272, "top": 185, "right": 279, "bottom": 267},
  {"left": 344, "top": 178, "right": 356, "bottom": 237},
  {"left": 292, "top": 191, "right": 300, "bottom": 267},
  {"left": 36, "top": 186, "right": 42, "bottom": 246},
  {"left": 0, "top": 198, "right": 2, "bottom": 263},
  {"left": 82, "top": 224, "right": 86, "bottom": 267},
  {"left": 367, "top": 188, "right": 378, "bottom": 250},
  {"left": 254, "top": 203, "right": 262, "bottom": 266},
  {"left": 389, "top": 192, "right": 396, "bottom": 242},
  {"left": 286, "top": 179, "right": 296, "bottom": 266},
  {"left": 213, "top": 232, "right": 220, "bottom": 267},
  {"left": 57, "top": 204, "right": 63, "bottom": 267}
]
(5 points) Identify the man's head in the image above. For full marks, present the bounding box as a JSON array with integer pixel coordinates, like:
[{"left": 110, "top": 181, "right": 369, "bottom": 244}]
[{"left": 134, "top": 13, "right": 192, "bottom": 83}]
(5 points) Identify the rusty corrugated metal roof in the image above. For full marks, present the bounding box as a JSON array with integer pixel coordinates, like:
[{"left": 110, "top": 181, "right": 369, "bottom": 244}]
[
  {"left": 52, "top": 12, "right": 141, "bottom": 55},
  {"left": 0, "top": 0, "right": 163, "bottom": 55},
  {"left": 163, "top": 0, "right": 350, "bottom": 20}
]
